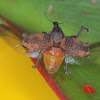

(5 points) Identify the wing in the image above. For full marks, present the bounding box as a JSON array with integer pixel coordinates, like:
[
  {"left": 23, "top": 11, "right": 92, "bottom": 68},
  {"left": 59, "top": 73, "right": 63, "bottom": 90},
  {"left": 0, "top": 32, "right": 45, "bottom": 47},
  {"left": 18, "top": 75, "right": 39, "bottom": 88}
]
[
  {"left": 60, "top": 36, "right": 89, "bottom": 57},
  {"left": 21, "top": 33, "right": 53, "bottom": 51}
]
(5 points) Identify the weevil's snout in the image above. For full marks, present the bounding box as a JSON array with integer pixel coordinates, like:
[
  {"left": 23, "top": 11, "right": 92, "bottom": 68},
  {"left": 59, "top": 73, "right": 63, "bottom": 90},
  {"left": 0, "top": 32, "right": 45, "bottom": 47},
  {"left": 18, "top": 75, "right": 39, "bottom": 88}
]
[
  {"left": 51, "top": 22, "right": 64, "bottom": 43},
  {"left": 53, "top": 22, "right": 59, "bottom": 27}
]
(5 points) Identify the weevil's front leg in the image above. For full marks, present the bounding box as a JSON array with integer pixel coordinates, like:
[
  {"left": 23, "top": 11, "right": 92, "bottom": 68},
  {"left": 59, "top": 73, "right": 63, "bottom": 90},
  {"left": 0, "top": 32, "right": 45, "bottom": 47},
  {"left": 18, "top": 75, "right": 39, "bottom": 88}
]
[
  {"left": 64, "top": 63, "right": 71, "bottom": 74},
  {"left": 74, "top": 26, "right": 89, "bottom": 38},
  {"left": 32, "top": 51, "right": 43, "bottom": 69},
  {"left": 22, "top": 33, "right": 28, "bottom": 38}
]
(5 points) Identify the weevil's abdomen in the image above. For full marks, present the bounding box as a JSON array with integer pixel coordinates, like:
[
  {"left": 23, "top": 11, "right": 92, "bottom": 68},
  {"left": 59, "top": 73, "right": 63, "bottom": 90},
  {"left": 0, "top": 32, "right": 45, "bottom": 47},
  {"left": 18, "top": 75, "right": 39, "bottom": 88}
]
[{"left": 43, "top": 47, "right": 65, "bottom": 74}]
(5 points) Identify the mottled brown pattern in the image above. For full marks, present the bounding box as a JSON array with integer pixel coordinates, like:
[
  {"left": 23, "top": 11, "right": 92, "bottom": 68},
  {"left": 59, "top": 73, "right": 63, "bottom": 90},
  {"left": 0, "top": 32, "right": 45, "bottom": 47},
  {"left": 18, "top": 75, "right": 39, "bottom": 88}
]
[
  {"left": 44, "top": 47, "right": 65, "bottom": 57},
  {"left": 60, "top": 37, "right": 89, "bottom": 57},
  {"left": 21, "top": 33, "right": 53, "bottom": 51},
  {"left": 73, "top": 37, "right": 81, "bottom": 44},
  {"left": 43, "top": 52, "right": 65, "bottom": 74}
]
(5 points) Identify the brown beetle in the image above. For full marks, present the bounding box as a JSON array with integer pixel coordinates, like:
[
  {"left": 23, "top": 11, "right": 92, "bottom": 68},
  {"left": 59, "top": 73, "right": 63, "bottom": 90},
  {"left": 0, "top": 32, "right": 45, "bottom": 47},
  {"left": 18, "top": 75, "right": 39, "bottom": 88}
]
[{"left": 21, "top": 13, "right": 90, "bottom": 74}]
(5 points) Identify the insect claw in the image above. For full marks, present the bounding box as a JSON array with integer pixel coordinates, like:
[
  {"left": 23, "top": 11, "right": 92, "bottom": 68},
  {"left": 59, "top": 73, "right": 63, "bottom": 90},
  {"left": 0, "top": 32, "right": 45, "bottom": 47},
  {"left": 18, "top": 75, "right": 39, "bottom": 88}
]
[
  {"left": 42, "top": 31, "right": 47, "bottom": 33},
  {"left": 64, "top": 63, "right": 71, "bottom": 74},
  {"left": 64, "top": 66, "right": 71, "bottom": 74},
  {"left": 32, "top": 66, "right": 36, "bottom": 69},
  {"left": 65, "top": 71, "right": 71, "bottom": 74},
  {"left": 0, "top": 18, "right": 2, "bottom": 24},
  {"left": 21, "top": 50, "right": 26, "bottom": 55}
]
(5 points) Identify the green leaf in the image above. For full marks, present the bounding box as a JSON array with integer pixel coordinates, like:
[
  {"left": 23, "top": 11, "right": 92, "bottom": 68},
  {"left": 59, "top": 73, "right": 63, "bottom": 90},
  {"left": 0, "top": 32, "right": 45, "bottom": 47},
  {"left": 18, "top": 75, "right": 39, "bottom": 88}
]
[{"left": 0, "top": 0, "right": 100, "bottom": 100}]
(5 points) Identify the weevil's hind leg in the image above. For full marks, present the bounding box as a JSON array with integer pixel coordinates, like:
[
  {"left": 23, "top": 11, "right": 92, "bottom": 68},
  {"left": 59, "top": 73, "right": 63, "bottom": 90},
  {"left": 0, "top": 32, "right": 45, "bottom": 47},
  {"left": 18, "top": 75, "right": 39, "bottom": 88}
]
[
  {"left": 32, "top": 51, "right": 43, "bottom": 69},
  {"left": 74, "top": 25, "right": 89, "bottom": 38},
  {"left": 0, "top": 18, "right": 2, "bottom": 24},
  {"left": 64, "top": 63, "right": 71, "bottom": 74}
]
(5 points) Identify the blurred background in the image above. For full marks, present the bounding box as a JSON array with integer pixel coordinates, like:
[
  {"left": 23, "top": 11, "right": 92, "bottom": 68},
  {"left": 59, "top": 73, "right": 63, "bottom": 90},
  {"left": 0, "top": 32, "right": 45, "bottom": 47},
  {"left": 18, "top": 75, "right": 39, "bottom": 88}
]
[{"left": 0, "top": 0, "right": 100, "bottom": 100}]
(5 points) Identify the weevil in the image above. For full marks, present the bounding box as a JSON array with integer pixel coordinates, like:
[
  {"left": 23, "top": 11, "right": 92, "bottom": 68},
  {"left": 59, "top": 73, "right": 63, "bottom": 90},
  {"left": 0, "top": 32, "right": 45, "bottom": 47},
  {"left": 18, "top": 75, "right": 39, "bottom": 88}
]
[{"left": 21, "top": 13, "right": 90, "bottom": 74}]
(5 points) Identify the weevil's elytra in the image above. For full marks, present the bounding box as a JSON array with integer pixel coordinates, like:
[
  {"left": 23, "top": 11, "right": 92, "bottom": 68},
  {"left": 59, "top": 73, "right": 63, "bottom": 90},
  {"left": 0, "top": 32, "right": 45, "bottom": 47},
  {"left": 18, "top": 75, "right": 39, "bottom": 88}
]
[
  {"left": 22, "top": 33, "right": 53, "bottom": 51},
  {"left": 60, "top": 37, "right": 90, "bottom": 57},
  {"left": 21, "top": 13, "right": 90, "bottom": 74}
]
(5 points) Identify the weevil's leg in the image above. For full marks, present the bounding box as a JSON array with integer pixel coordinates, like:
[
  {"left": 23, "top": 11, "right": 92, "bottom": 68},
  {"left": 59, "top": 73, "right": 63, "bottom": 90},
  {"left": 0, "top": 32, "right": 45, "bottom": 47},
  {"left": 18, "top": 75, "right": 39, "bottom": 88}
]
[
  {"left": 85, "top": 42, "right": 89, "bottom": 46},
  {"left": 15, "top": 43, "right": 21, "bottom": 47},
  {"left": 64, "top": 63, "right": 71, "bottom": 74},
  {"left": 21, "top": 50, "right": 26, "bottom": 55},
  {"left": 32, "top": 51, "right": 43, "bottom": 69},
  {"left": 74, "top": 26, "right": 89, "bottom": 38},
  {"left": 22, "top": 33, "right": 28, "bottom": 38}
]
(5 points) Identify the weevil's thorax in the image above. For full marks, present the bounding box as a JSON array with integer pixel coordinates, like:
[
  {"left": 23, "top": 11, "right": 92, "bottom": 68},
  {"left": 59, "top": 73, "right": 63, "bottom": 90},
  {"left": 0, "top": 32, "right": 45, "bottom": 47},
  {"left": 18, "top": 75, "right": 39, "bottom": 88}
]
[{"left": 50, "top": 22, "right": 65, "bottom": 43}]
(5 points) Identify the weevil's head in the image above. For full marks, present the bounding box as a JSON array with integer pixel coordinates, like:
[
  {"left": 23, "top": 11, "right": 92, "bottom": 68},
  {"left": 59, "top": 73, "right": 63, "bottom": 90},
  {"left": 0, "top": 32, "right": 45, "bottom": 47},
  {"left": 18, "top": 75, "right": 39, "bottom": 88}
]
[
  {"left": 53, "top": 22, "right": 59, "bottom": 27},
  {"left": 44, "top": 12, "right": 71, "bottom": 43},
  {"left": 50, "top": 22, "right": 65, "bottom": 43}
]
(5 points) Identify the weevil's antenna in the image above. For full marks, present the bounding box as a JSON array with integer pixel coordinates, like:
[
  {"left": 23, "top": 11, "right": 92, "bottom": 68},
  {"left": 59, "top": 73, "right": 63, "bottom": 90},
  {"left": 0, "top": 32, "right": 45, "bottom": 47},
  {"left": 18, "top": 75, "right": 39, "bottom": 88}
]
[
  {"left": 44, "top": 12, "right": 71, "bottom": 24},
  {"left": 58, "top": 17, "right": 72, "bottom": 24},
  {"left": 44, "top": 12, "right": 53, "bottom": 23}
]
